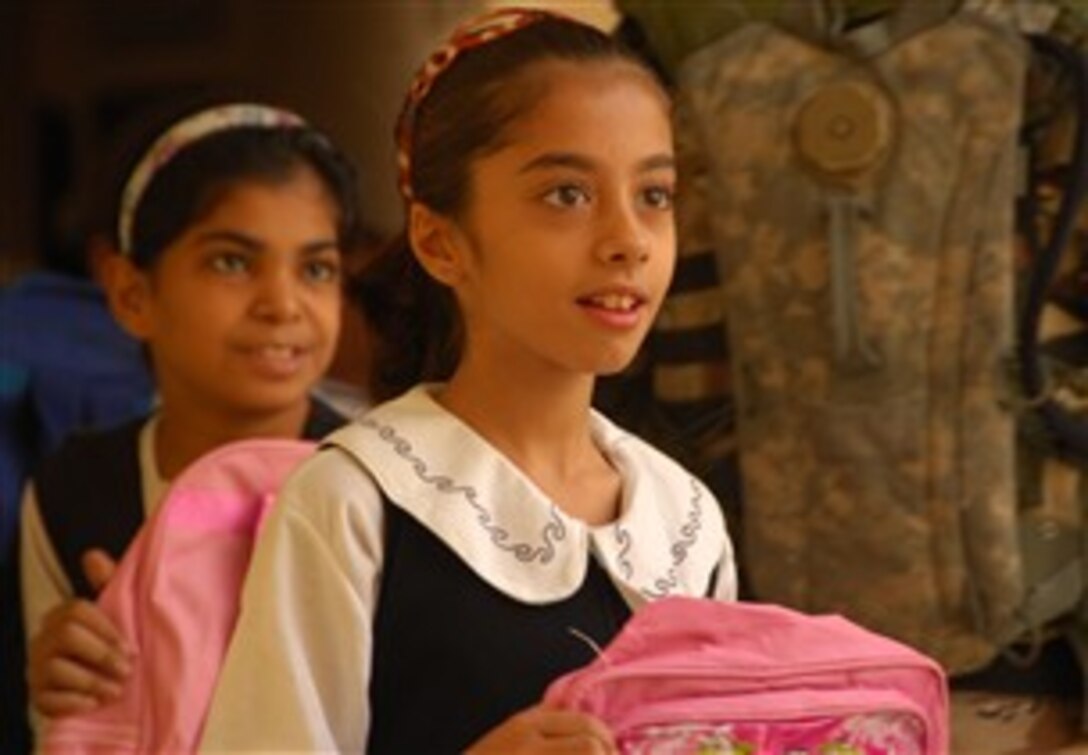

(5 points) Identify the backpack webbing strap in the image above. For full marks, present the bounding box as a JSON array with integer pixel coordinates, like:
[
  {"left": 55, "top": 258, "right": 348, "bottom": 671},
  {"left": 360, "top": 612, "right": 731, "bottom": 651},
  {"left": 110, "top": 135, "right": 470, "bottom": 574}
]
[
  {"left": 1068, "top": 478, "right": 1088, "bottom": 731},
  {"left": 34, "top": 417, "right": 145, "bottom": 599},
  {"left": 1076, "top": 467, "right": 1088, "bottom": 731},
  {"left": 1068, "top": 622, "right": 1088, "bottom": 731},
  {"left": 1019, "top": 33, "right": 1088, "bottom": 463}
]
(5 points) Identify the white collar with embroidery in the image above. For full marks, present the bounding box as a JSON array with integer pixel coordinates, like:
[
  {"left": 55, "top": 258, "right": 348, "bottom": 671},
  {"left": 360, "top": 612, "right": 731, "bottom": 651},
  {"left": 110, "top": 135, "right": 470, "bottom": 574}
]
[{"left": 324, "top": 385, "right": 727, "bottom": 605}]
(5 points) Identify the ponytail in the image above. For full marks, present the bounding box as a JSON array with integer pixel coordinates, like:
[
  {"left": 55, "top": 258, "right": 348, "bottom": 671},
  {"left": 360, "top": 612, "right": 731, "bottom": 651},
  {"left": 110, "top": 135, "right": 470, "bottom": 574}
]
[{"left": 351, "top": 234, "right": 462, "bottom": 402}]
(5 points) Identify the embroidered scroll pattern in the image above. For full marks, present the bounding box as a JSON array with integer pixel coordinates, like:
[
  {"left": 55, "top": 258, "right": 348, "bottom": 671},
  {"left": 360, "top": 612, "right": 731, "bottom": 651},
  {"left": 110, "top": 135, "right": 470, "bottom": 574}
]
[
  {"left": 613, "top": 477, "right": 706, "bottom": 598},
  {"left": 362, "top": 418, "right": 566, "bottom": 563}
]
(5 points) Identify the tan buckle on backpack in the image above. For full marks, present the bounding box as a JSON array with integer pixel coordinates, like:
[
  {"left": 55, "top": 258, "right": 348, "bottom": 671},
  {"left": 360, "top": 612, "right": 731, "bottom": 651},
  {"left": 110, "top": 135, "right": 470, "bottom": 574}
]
[{"left": 793, "top": 80, "right": 894, "bottom": 187}]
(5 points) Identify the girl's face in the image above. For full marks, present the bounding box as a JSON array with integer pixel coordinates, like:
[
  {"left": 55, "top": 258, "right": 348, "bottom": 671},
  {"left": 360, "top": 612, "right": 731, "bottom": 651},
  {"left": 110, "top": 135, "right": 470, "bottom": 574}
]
[
  {"left": 436, "top": 59, "right": 676, "bottom": 381},
  {"left": 114, "top": 166, "right": 342, "bottom": 421}
]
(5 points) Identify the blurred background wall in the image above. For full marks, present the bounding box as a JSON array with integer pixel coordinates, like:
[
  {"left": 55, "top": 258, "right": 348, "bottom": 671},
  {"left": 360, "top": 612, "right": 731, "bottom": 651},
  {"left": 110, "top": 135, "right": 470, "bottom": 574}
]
[{"left": 0, "top": 0, "right": 617, "bottom": 283}]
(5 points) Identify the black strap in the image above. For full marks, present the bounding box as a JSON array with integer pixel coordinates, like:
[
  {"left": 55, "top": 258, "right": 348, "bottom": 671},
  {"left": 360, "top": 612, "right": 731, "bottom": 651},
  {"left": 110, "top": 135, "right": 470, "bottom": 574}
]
[
  {"left": 705, "top": 564, "right": 721, "bottom": 599},
  {"left": 1019, "top": 34, "right": 1088, "bottom": 463},
  {"left": 302, "top": 397, "right": 346, "bottom": 440},
  {"left": 34, "top": 417, "right": 145, "bottom": 599}
]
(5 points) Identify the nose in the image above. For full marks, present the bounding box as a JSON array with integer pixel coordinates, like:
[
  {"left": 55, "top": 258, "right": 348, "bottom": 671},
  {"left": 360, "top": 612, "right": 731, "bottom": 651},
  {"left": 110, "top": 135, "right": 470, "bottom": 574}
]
[
  {"left": 251, "top": 265, "right": 303, "bottom": 322},
  {"left": 596, "top": 197, "right": 651, "bottom": 266}
]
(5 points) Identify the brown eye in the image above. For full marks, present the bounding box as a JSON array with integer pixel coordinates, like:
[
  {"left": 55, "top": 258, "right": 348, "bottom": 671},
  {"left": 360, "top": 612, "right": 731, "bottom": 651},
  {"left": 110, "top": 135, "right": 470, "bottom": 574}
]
[
  {"left": 302, "top": 258, "right": 341, "bottom": 284},
  {"left": 640, "top": 185, "right": 674, "bottom": 211},
  {"left": 209, "top": 252, "right": 250, "bottom": 275},
  {"left": 543, "top": 183, "right": 591, "bottom": 208}
]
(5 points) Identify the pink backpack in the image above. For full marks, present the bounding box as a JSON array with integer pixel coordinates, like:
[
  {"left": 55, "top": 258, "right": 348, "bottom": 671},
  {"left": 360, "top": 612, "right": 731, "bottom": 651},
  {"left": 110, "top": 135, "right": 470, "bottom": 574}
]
[
  {"left": 545, "top": 597, "right": 949, "bottom": 754},
  {"left": 41, "top": 438, "right": 315, "bottom": 754}
]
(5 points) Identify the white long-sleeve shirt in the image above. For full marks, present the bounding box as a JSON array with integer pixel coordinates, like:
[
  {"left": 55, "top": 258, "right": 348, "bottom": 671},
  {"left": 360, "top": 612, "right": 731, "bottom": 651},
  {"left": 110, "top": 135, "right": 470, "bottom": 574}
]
[{"left": 200, "top": 385, "right": 737, "bottom": 752}]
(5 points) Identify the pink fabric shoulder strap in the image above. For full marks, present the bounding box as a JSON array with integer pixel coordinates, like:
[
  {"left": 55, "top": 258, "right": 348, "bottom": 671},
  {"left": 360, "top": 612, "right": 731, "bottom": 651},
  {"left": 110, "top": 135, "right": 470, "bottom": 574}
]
[{"left": 42, "top": 438, "right": 316, "bottom": 754}]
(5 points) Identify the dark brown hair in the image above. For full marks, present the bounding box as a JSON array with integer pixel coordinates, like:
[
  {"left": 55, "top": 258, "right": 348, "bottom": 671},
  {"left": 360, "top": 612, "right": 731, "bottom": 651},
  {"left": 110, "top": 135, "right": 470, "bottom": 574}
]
[{"left": 128, "top": 123, "right": 362, "bottom": 270}]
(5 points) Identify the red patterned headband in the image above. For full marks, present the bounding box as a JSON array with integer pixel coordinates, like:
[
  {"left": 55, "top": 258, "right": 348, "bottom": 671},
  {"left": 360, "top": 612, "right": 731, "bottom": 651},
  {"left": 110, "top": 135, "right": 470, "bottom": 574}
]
[{"left": 394, "top": 7, "right": 568, "bottom": 203}]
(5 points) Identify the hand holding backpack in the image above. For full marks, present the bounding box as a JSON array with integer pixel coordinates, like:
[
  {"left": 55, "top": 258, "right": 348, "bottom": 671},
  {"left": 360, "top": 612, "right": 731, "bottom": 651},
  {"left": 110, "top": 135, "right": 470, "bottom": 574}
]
[{"left": 40, "top": 438, "right": 315, "bottom": 754}]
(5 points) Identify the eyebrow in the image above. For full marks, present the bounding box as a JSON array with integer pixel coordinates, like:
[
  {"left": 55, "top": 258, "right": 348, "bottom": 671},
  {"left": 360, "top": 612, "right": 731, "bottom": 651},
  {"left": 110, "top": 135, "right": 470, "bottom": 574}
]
[
  {"left": 193, "top": 230, "right": 339, "bottom": 254},
  {"left": 517, "top": 151, "right": 676, "bottom": 175}
]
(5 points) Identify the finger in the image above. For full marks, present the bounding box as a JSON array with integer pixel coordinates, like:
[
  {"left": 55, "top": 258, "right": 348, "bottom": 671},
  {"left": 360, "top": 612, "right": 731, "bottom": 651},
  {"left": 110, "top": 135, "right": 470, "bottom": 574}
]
[
  {"left": 534, "top": 709, "right": 615, "bottom": 744},
  {"left": 81, "top": 548, "right": 118, "bottom": 593},
  {"left": 31, "top": 654, "right": 125, "bottom": 702},
  {"left": 35, "top": 612, "right": 131, "bottom": 679},
  {"left": 33, "top": 688, "right": 103, "bottom": 719},
  {"left": 536, "top": 733, "right": 616, "bottom": 755},
  {"left": 45, "top": 599, "right": 130, "bottom": 656},
  {"left": 517, "top": 709, "right": 615, "bottom": 754}
]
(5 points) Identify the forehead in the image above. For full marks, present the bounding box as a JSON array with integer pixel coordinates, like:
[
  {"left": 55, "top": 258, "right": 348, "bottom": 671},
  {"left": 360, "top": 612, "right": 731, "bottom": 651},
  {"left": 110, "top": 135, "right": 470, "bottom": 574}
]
[
  {"left": 197, "top": 165, "right": 335, "bottom": 217},
  {"left": 495, "top": 59, "right": 672, "bottom": 155}
]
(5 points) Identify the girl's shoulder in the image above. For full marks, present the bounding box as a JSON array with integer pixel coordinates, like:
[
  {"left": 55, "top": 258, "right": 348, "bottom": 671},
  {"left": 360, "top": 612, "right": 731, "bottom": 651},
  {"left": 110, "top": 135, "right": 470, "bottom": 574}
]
[
  {"left": 282, "top": 430, "right": 385, "bottom": 511},
  {"left": 315, "top": 387, "right": 459, "bottom": 512},
  {"left": 270, "top": 434, "right": 388, "bottom": 567}
]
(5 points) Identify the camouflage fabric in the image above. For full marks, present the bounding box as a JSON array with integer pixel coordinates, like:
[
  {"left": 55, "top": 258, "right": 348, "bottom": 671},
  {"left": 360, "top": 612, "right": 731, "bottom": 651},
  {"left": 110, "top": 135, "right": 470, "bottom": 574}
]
[
  {"left": 616, "top": 0, "right": 901, "bottom": 77},
  {"left": 672, "top": 4, "right": 1029, "bottom": 673},
  {"left": 617, "top": 0, "right": 1087, "bottom": 79}
]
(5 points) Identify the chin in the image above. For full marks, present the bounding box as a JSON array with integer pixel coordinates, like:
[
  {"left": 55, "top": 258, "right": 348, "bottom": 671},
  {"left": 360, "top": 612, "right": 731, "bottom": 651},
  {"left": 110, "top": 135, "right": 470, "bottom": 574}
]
[
  {"left": 228, "top": 384, "right": 313, "bottom": 414},
  {"left": 591, "top": 351, "right": 640, "bottom": 377}
]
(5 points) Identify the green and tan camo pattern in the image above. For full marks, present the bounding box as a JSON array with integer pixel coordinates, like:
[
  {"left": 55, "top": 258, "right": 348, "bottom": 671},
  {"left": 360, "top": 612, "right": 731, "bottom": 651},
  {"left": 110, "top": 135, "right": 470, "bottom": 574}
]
[{"left": 674, "top": 10, "right": 1029, "bottom": 672}]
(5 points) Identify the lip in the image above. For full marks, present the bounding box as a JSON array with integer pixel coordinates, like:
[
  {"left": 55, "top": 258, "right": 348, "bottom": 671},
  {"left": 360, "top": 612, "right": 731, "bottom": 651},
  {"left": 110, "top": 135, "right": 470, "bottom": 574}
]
[
  {"left": 235, "top": 341, "right": 312, "bottom": 379},
  {"left": 576, "top": 286, "right": 650, "bottom": 329}
]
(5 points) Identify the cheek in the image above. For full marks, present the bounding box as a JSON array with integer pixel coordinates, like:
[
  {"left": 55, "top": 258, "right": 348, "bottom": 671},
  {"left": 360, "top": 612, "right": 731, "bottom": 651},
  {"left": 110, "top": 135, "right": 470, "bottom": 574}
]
[
  {"left": 653, "top": 224, "right": 678, "bottom": 277},
  {"left": 155, "top": 286, "right": 257, "bottom": 351},
  {"left": 312, "top": 290, "right": 344, "bottom": 341},
  {"left": 148, "top": 286, "right": 213, "bottom": 336}
]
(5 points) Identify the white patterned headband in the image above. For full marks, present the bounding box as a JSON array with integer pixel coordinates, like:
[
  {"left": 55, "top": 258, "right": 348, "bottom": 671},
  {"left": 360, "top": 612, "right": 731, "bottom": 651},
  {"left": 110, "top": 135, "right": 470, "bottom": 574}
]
[{"left": 117, "top": 103, "right": 306, "bottom": 255}]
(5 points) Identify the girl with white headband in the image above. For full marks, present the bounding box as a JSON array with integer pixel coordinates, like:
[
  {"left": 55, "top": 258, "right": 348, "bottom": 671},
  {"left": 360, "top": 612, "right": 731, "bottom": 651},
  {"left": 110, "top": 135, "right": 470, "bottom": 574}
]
[
  {"left": 201, "top": 9, "right": 736, "bottom": 754},
  {"left": 19, "top": 102, "right": 361, "bottom": 739}
]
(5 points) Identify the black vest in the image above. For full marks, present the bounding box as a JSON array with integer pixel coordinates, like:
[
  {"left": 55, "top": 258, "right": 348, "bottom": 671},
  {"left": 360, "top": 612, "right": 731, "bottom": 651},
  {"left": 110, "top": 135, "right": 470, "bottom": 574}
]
[
  {"left": 34, "top": 399, "right": 343, "bottom": 597},
  {"left": 368, "top": 502, "right": 632, "bottom": 754}
]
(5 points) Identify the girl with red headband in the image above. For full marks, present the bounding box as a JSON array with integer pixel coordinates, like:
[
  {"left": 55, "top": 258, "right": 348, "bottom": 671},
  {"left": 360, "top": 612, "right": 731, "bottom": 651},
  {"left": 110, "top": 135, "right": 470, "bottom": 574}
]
[{"left": 202, "top": 10, "right": 736, "bottom": 753}]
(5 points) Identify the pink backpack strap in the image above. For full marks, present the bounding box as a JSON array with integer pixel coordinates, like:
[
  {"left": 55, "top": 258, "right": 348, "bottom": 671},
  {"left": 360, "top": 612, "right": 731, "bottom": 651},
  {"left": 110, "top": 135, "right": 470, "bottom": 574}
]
[{"left": 41, "top": 438, "right": 316, "bottom": 754}]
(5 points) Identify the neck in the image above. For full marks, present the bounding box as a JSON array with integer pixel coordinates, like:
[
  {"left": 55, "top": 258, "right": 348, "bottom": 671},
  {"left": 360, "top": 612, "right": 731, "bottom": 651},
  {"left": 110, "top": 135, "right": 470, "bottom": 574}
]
[
  {"left": 438, "top": 359, "right": 619, "bottom": 525},
  {"left": 153, "top": 399, "right": 310, "bottom": 480},
  {"left": 441, "top": 359, "right": 593, "bottom": 459}
]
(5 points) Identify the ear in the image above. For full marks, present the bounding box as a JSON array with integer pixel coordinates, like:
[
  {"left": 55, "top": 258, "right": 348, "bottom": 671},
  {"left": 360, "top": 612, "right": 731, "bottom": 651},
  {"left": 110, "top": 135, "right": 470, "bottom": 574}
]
[
  {"left": 84, "top": 233, "right": 119, "bottom": 287},
  {"left": 100, "top": 253, "right": 154, "bottom": 340},
  {"left": 407, "top": 202, "right": 469, "bottom": 287}
]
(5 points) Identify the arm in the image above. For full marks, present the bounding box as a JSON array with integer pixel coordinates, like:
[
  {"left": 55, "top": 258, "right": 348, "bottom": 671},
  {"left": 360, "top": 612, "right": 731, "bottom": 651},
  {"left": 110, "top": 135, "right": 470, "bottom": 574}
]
[
  {"left": 20, "top": 486, "right": 129, "bottom": 730},
  {"left": 199, "top": 449, "right": 384, "bottom": 752}
]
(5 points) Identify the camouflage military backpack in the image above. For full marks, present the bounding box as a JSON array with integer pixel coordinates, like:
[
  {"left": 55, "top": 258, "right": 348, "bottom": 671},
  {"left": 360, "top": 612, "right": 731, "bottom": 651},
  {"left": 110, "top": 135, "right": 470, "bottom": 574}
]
[{"left": 657, "top": 0, "right": 1088, "bottom": 686}]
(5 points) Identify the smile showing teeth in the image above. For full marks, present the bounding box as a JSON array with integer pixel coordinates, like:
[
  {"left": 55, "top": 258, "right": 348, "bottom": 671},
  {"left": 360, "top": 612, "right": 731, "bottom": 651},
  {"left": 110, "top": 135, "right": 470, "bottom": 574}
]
[
  {"left": 242, "top": 343, "right": 308, "bottom": 379},
  {"left": 254, "top": 344, "right": 298, "bottom": 359},
  {"left": 588, "top": 293, "right": 638, "bottom": 312}
]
